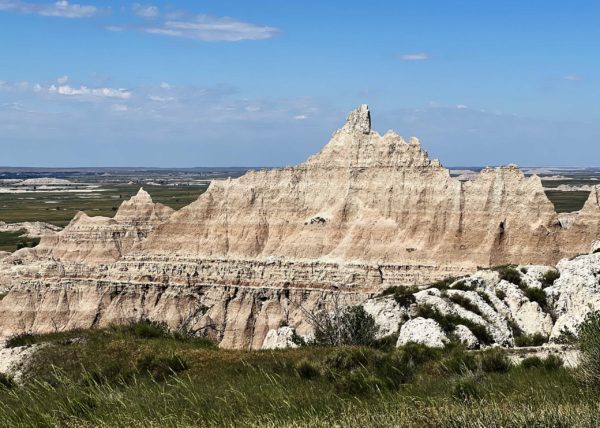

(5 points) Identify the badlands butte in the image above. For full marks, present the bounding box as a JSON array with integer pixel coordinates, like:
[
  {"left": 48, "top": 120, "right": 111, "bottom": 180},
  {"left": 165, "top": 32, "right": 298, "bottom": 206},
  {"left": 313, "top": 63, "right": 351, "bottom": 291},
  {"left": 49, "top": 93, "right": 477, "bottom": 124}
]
[{"left": 1, "top": 104, "right": 600, "bottom": 350}]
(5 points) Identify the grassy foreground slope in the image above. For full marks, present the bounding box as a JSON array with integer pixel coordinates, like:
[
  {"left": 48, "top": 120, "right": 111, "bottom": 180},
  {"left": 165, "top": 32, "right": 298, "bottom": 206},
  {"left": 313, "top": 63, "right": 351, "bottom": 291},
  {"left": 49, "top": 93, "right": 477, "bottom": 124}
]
[{"left": 0, "top": 323, "right": 598, "bottom": 428}]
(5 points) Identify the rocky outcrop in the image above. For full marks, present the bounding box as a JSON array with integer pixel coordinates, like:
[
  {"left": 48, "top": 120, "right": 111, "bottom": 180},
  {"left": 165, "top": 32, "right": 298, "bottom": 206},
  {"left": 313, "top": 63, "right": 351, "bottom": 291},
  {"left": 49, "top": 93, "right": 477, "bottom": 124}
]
[
  {"left": 2, "top": 105, "right": 600, "bottom": 349},
  {"left": 397, "top": 318, "right": 448, "bottom": 348},
  {"left": 262, "top": 326, "right": 299, "bottom": 350},
  {"left": 27, "top": 188, "right": 173, "bottom": 264},
  {"left": 0, "top": 221, "right": 61, "bottom": 238}
]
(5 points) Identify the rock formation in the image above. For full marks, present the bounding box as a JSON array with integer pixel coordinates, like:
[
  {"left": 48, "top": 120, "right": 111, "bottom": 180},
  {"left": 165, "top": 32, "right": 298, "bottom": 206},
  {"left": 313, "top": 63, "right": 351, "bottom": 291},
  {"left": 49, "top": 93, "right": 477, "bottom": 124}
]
[
  {"left": 29, "top": 188, "right": 173, "bottom": 263},
  {"left": 1, "top": 105, "right": 600, "bottom": 350}
]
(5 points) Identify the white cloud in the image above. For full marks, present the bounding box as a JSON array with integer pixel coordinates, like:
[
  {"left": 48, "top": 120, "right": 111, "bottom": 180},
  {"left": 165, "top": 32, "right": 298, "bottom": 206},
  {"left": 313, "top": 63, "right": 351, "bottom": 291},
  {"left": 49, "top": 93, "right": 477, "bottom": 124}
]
[
  {"left": 148, "top": 95, "right": 176, "bottom": 102},
  {"left": 563, "top": 74, "right": 581, "bottom": 81},
  {"left": 0, "top": 0, "right": 99, "bottom": 18},
  {"left": 49, "top": 84, "right": 132, "bottom": 99},
  {"left": 112, "top": 104, "right": 128, "bottom": 112},
  {"left": 159, "top": 82, "right": 171, "bottom": 89},
  {"left": 293, "top": 114, "right": 308, "bottom": 120},
  {"left": 400, "top": 53, "right": 429, "bottom": 61},
  {"left": 456, "top": 104, "right": 468, "bottom": 109},
  {"left": 132, "top": 3, "right": 158, "bottom": 18},
  {"left": 118, "top": 15, "right": 279, "bottom": 42},
  {"left": 57, "top": 75, "right": 69, "bottom": 84}
]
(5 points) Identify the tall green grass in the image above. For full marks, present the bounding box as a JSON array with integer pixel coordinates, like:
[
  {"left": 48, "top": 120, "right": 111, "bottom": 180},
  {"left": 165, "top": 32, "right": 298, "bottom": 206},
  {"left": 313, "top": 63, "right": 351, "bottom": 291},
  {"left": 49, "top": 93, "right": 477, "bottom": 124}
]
[{"left": 0, "top": 323, "right": 596, "bottom": 427}]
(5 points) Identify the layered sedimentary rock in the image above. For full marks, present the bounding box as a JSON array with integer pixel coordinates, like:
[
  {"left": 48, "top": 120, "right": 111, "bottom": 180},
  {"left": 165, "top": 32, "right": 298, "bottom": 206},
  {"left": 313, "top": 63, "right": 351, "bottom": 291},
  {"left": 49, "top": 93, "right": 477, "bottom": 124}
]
[
  {"left": 30, "top": 188, "right": 173, "bottom": 264},
  {"left": 1, "top": 105, "right": 600, "bottom": 349}
]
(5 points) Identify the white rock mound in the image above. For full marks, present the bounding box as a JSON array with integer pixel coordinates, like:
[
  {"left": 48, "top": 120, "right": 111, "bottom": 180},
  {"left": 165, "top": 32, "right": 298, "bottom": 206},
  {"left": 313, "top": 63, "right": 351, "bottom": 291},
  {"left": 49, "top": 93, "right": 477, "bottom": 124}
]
[{"left": 397, "top": 318, "right": 448, "bottom": 348}]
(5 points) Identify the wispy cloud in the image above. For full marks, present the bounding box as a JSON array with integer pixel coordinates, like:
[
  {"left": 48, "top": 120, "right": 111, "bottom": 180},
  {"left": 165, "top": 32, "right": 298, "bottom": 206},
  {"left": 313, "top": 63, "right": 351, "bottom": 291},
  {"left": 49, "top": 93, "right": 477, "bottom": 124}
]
[
  {"left": 399, "top": 53, "right": 429, "bottom": 61},
  {"left": 110, "top": 14, "right": 279, "bottom": 42},
  {"left": 132, "top": 3, "right": 158, "bottom": 18},
  {"left": 0, "top": 0, "right": 100, "bottom": 18},
  {"left": 48, "top": 84, "right": 132, "bottom": 99},
  {"left": 563, "top": 74, "right": 582, "bottom": 81}
]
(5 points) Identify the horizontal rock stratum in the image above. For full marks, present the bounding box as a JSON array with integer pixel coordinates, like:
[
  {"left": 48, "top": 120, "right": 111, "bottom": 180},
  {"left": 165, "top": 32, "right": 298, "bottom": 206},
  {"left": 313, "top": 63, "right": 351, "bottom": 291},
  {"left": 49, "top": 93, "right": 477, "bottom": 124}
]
[{"left": 0, "top": 105, "right": 599, "bottom": 349}]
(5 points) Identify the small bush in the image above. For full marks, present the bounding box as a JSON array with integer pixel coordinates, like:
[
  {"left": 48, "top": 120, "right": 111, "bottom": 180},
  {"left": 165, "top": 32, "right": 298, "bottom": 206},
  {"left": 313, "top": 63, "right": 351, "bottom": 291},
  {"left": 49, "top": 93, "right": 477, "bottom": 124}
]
[
  {"left": 131, "top": 320, "right": 170, "bottom": 339},
  {"left": 495, "top": 289, "right": 507, "bottom": 301},
  {"left": 495, "top": 266, "right": 522, "bottom": 287},
  {"left": 553, "top": 327, "right": 577, "bottom": 345},
  {"left": 295, "top": 359, "right": 320, "bottom": 379},
  {"left": 521, "top": 355, "right": 563, "bottom": 370},
  {"left": 514, "top": 333, "right": 548, "bottom": 347},
  {"left": 523, "top": 287, "right": 548, "bottom": 310},
  {"left": 543, "top": 354, "right": 564, "bottom": 370},
  {"left": 0, "top": 372, "right": 15, "bottom": 389},
  {"left": 430, "top": 277, "right": 458, "bottom": 290},
  {"left": 449, "top": 294, "right": 484, "bottom": 317},
  {"left": 540, "top": 270, "right": 560, "bottom": 288},
  {"left": 577, "top": 311, "right": 600, "bottom": 388},
  {"left": 414, "top": 304, "right": 493, "bottom": 345},
  {"left": 5, "top": 333, "right": 37, "bottom": 348},
  {"left": 442, "top": 348, "right": 478, "bottom": 374},
  {"left": 310, "top": 305, "right": 379, "bottom": 347},
  {"left": 521, "top": 356, "right": 544, "bottom": 369},
  {"left": 451, "top": 280, "right": 475, "bottom": 292},
  {"left": 479, "top": 348, "right": 511, "bottom": 373},
  {"left": 520, "top": 267, "right": 528, "bottom": 274},
  {"left": 477, "top": 291, "right": 493, "bottom": 307},
  {"left": 380, "top": 286, "right": 417, "bottom": 307}
]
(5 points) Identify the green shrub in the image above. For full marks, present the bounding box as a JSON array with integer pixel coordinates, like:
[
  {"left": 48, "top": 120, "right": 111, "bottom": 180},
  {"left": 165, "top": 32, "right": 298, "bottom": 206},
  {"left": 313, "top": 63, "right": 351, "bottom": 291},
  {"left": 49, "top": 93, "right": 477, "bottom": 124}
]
[
  {"left": 0, "top": 372, "right": 15, "bottom": 389},
  {"left": 451, "top": 280, "right": 475, "bottom": 291},
  {"left": 521, "top": 356, "right": 544, "bottom": 369},
  {"left": 477, "top": 291, "right": 493, "bottom": 307},
  {"left": 521, "top": 355, "right": 563, "bottom": 370},
  {"left": 543, "top": 354, "right": 564, "bottom": 370},
  {"left": 520, "top": 267, "right": 528, "bottom": 274},
  {"left": 295, "top": 359, "right": 320, "bottom": 379},
  {"left": 553, "top": 327, "right": 577, "bottom": 345},
  {"left": 495, "top": 266, "right": 522, "bottom": 287},
  {"left": 414, "top": 304, "right": 493, "bottom": 345},
  {"left": 523, "top": 287, "right": 548, "bottom": 310},
  {"left": 442, "top": 348, "right": 478, "bottom": 374},
  {"left": 540, "top": 270, "right": 560, "bottom": 288},
  {"left": 479, "top": 348, "right": 511, "bottom": 373},
  {"left": 136, "top": 353, "right": 188, "bottom": 381},
  {"left": 449, "top": 294, "right": 484, "bottom": 317},
  {"left": 514, "top": 333, "right": 548, "bottom": 347},
  {"left": 430, "top": 277, "right": 458, "bottom": 290},
  {"left": 131, "top": 320, "right": 170, "bottom": 339},
  {"left": 577, "top": 311, "right": 600, "bottom": 388},
  {"left": 5, "top": 333, "right": 37, "bottom": 348},
  {"left": 335, "top": 368, "right": 384, "bottom": 395},
  {"left": 380, "top": 286, "right": 417, "bottom": 307},
  {"left": 310, "top": 305, "right": 379, "bottom": 347},
  {"left": 495, "top": 289, "right": 507, "bottom": 301}
]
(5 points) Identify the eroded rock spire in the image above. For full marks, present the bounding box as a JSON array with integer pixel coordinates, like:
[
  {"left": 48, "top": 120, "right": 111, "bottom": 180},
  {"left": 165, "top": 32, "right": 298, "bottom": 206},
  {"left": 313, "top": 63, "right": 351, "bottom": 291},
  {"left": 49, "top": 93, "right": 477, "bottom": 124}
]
[{"left": 342, "top": 104, "right": 371, "bottom": 134}]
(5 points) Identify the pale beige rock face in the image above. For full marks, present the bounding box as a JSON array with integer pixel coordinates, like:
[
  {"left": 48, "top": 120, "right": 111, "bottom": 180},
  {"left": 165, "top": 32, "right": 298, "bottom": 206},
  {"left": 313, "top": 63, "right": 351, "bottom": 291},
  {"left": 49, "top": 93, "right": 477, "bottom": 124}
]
[
  {"left": 30, "top": 188, "right": 174, "bottom": 264},
  {"left": 1, "top": 105, "right": 600, "bottom": 349}
]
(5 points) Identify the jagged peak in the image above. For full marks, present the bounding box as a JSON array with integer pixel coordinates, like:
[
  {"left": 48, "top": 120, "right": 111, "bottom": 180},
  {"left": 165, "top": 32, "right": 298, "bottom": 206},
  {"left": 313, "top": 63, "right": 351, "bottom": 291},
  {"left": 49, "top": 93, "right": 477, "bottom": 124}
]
[
  {"left": 132, "top": 187, "right": 152, "bottom": 202},
  {"left": 341, "top": 104, "right": 371, "bottom": 134}
]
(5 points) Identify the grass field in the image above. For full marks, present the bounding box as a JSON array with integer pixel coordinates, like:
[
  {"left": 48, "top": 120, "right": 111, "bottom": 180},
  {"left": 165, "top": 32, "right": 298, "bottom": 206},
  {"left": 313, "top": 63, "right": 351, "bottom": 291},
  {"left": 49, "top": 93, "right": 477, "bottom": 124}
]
[
  {"left": 0, "top": 185, "right": 208, "bottom": 228},
  {"left": 0, "top": 324, "right": 597, "bottom": 427},
  {"left": 0, "top": 230, "right": 40, "bottom": 253},
  {"left": 544, "top": 190, "right": 590, "bottom": 213}
]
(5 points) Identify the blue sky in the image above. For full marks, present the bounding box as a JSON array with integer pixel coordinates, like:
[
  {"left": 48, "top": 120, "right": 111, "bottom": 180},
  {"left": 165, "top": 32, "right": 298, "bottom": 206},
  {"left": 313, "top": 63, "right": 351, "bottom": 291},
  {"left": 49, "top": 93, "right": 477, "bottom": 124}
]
[{"left": 0, "top": 0, "right": 599, "bottom": 167}]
